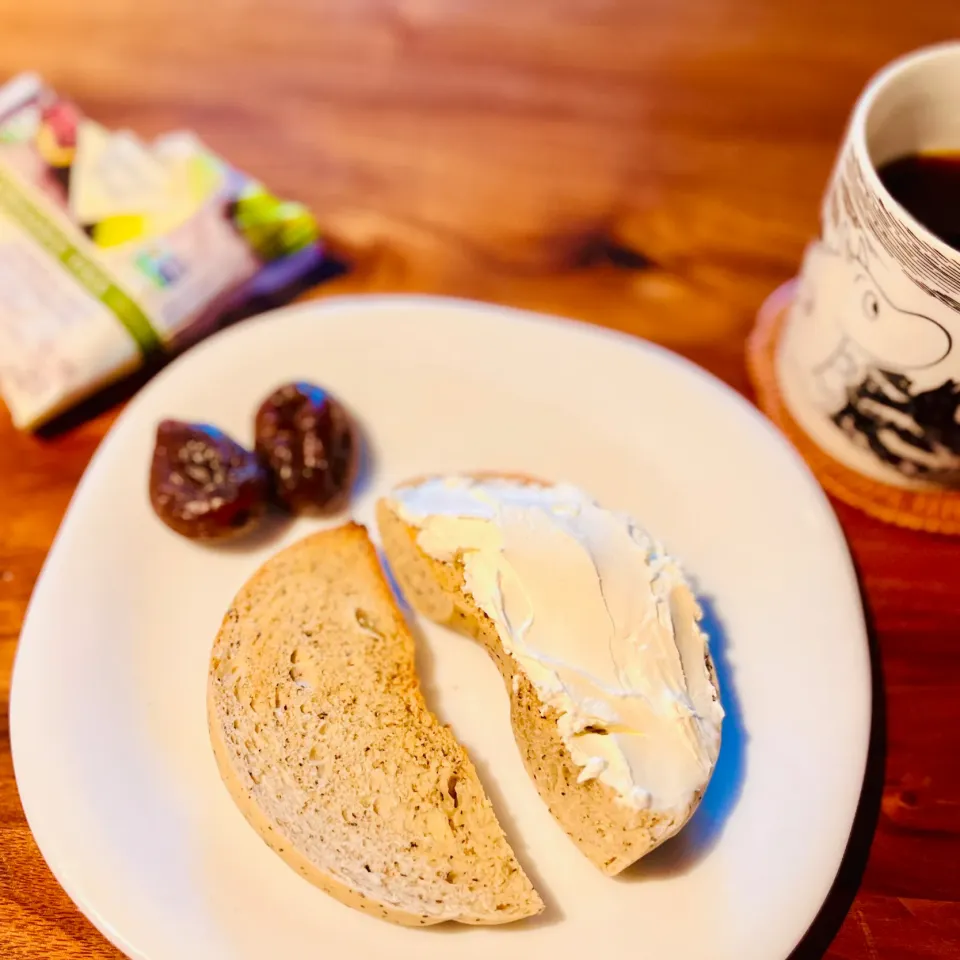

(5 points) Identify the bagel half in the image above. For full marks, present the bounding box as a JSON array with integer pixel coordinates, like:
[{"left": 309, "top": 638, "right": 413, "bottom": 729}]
[
  {"left": 208, "top": 523, "right": 543, "bottom": 925},
  {"left": 377, "top": 475, "right": 724, "bottom": 876}
]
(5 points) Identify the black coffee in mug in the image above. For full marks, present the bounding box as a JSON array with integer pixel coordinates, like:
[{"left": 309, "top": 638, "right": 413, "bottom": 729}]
[{"left": 877, "top": 151, "right": 960, "bottom": 250}]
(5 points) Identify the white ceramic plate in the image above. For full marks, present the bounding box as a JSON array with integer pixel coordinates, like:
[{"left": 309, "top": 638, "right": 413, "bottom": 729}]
[{"left": 11, "top": 296, "right": 870, "bottom": 960}]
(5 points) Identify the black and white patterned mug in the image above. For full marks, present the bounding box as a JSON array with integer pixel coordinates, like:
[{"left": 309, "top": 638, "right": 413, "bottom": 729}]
[{"left": 778, "top": 43, "right": 960, "bottom": 487}]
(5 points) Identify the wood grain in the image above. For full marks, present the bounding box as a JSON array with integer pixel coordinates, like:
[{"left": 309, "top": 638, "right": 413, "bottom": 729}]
[{"left": 1, "top": 1, "right": 960, "bottom": 956}]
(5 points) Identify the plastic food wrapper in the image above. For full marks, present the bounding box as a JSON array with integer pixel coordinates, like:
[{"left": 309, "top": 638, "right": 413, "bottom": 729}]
[{"left": 0, "top": 73, "right": 328, "bottom": 430}]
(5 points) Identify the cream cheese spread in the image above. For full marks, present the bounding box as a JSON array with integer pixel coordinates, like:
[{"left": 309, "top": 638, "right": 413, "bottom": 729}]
[{"left": 389, "top": 476, "right": 724, "bottom": 816}]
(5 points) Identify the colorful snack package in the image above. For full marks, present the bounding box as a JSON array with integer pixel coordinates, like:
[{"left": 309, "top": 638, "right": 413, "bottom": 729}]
[{"left": 0, "top": 73, "right": 328, "bottom": 430}]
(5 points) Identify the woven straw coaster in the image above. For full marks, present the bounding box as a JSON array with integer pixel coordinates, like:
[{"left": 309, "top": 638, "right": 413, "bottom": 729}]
[{"left": 747, "top": 283, "right": 960, "bottom": 536}]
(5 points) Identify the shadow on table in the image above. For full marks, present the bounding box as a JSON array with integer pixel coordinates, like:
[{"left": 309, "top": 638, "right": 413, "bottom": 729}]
[{"left": 788, "top": 579, "right": 886, "bottom": 959}]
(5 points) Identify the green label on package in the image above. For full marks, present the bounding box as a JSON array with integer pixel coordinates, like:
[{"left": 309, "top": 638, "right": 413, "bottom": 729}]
[{"left": 0, "top": 167, "right": 161, "bottom": 354}]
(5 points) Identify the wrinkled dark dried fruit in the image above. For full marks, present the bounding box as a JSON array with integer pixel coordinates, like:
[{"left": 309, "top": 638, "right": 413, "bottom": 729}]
[
  {"left": 150, "top": 420, "right": 268, "bottom": 540},
  {"left": 255, "top": 381, "right": 358, "bottom": 515}
]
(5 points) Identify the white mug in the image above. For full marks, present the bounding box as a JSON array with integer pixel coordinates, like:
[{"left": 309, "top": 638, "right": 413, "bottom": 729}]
[{"left": 777, "top": 42, "right": 960, "bottom": 487}]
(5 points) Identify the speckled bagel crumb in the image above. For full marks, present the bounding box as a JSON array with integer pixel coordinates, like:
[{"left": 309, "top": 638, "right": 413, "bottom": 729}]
[{"left": 208, "top": 522, "right": 543, "bottom": 925}]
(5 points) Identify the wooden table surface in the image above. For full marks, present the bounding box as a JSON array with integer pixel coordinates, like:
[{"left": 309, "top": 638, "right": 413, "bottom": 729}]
[{"left": 1, "top": 1, "right": 959, "bottom": 957}]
